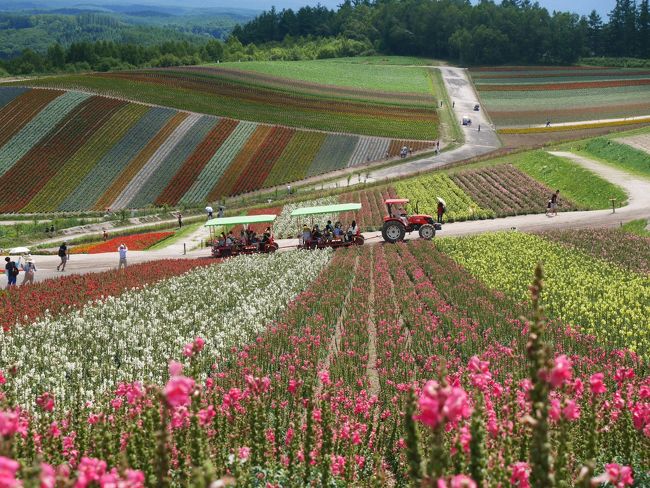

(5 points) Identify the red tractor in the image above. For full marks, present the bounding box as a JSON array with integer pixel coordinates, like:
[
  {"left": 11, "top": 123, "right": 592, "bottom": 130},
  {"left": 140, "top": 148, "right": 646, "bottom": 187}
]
[{"left": 381, "top": 198, "right": 441, "bottom": 243}]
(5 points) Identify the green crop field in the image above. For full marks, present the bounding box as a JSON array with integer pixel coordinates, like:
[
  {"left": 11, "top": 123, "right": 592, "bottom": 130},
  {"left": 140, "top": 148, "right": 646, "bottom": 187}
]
[
  {"left": 217, "top": 59, "right": 435, "bottom": 93},
  {"left": 470, "top": 67, "right": 650, "bottom": 127},
  {"left": 24, "top": 60, "right": 439, "bottom": 139}
]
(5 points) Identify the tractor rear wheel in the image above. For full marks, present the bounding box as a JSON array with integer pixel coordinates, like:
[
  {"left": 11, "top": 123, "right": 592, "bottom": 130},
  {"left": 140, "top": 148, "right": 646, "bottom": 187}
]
[
  {"left": 382, "top": 221, "right": 406, "bottom": 243},
  {"left": 353, "top": 235, "right": 365, "bottom": 246},
  {"left": 267, "top": 242, "right": 279, "bottom": 253},
  {"left": 419, "top": 224, "right": 435, "bottom": 240}
]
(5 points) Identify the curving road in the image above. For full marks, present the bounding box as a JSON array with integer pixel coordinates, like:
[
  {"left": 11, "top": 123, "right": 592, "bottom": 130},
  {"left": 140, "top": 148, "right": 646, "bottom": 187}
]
[{"left": 321, "top": 67, "right": 500, "bottom": 189}]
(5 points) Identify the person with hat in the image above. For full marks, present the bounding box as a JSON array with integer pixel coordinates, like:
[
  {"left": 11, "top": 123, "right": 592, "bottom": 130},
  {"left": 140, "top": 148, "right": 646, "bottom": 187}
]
[
  {"left": 21, "top": 254, "right": 36, "bottom": 285},
  {"left": 118, "top": 243, "right": 128, "bottom": 270},
  {"left": 56, "top": 242, "right": 68, "bottom": 271}
]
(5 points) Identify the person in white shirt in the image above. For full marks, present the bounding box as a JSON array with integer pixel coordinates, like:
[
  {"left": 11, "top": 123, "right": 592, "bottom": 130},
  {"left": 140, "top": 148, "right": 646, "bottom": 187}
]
[{"left": 118, "top": 244, "right": 128, "bottom": 270}]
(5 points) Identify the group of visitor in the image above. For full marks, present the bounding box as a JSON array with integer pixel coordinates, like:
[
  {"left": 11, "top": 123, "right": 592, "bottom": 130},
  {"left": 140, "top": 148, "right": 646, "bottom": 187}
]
[
  {"left": 300, "top": 220, "right": 359, "bottom": 245},
  {"left": 4, "top": 254, "right": 37, "bottom": 288},
  {"left": 216, "top": 227, "right": 272, "bottom": 249}
]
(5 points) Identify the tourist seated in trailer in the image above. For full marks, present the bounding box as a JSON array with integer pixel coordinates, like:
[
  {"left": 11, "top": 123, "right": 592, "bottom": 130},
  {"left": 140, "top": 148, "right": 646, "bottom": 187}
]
[
  {"left": 325, "top": 220, "right": 334, "bottom": 234},
  {"left": 217, "top": 232, "right": 226, "bottom": 247},
  {"left": 262, "top": 227, "right": 272, "bottom": 243},
  {"left": 312, "top": 224, "right": 322, "bottom": 242},
  {"left": 248, "top": 230, "right": 260, "bottom": 249},
  {"left": 240, "top": 230, "right": 248, "bottom": 245},
  {"left": 226, "top": 231, "right": 235, "bottom": 246},
  {"left": 346, "top": 220, "right": 358, "bottom": 241},
  {"left": 333, "top": 222, "right": 344, "bottom": 238},
  {"left": 302, "top": 225, "right": 311, "bottom": 245}
]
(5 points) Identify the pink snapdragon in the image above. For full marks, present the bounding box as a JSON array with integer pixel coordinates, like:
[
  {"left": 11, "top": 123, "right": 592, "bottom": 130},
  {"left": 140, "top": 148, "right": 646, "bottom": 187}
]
[
  {"left": 510, "top": 462, "right": 530, "bottom": 488},
  {"left": 164, "top": 376, "right": 195, "bottom": 408},
  {"left": 36, "top": 392, "right": 55, "bottom": 412},
  {"left": 415, "top": 380, "right": 472, "bottom": 429},
  {"left": 437, "top": 475, "right": 477, "bottom": 488},
  {"left": 182, "top": 337, "right": 206, "bottom": 358},
  {"left": 0, "top": 456, "right": 20, "bottom": 488},
  {"left": 238, "top": 446, "right": 250, "bottom": 462},
  {"left": 590, "top": 373, "right": 607, "bottom": 395},
  {"left": 549, "top": 355, "right": 573, "bottom": 388},
  {"left": 592, "top": 463, "right": 634, "bottom": 487},
  {"left": 0, "top": 410, "right": 19, "bottom": 437},
  {"left": 168, "top": 361, "right": 183, "bottom": 377},
  {"left": 40, "top": 462, "right": 56, "bottom": 488}
]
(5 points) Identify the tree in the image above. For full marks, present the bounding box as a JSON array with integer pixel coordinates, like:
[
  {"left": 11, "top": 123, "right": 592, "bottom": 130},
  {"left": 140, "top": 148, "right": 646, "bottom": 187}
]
[
  {"left": 587, "top": 10, "right": 604, "bottom": 56},
  {"left": 47, "top": 43, "right": 65, "bottom": 69},
  {"left": 638, "top": 0, "right": 650, "bottom": 57}
]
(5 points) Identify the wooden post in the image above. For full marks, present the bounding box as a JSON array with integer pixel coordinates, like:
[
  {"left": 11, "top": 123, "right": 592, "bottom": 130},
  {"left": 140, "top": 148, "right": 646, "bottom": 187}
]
[{"left": 609, "top": 198, "right": 616, "bottom": 214}]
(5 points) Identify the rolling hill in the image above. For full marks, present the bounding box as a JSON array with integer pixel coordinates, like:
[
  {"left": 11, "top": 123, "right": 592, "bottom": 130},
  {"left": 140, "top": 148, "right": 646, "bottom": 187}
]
[{"left": 0, "top": 86, "right": 433, "bottom": 212}]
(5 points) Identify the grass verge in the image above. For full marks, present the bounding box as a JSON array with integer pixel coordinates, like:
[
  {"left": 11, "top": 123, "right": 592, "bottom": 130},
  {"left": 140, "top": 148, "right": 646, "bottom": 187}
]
[
  {"left": 621, "top": 219, "right": 650, "bottom": 237},
  {"left": 146, "top": 220, "right": 204, "bottom": 250},
  {"left": 512, "top": 151, "right": 627, "bottom": 210},
  {"left": 571, "top": 137, "right": 650, "bottom": 179}
]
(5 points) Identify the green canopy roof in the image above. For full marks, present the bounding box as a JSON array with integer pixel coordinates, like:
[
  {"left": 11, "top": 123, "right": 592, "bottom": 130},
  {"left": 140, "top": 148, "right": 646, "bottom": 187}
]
[
  {"left": 290, "top": 203, "right": 362, "bottom": 217},
  {"left": 205, "top": 214, "right": 277, "bottom": 227}
]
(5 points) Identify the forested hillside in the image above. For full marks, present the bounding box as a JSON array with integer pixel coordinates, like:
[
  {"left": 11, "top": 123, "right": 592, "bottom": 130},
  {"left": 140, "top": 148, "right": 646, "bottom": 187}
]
[{"left": 232, "top": 0, "right": 650, "bottom": 65}]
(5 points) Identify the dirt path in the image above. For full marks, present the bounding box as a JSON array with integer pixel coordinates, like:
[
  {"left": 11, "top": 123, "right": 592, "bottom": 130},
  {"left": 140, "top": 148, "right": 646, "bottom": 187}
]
[{"left": 365, "top": 247, "right": 380, "bottom": 398}]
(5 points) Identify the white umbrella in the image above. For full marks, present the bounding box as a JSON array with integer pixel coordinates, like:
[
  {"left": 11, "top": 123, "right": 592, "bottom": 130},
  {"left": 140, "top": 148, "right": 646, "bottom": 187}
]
[
  {"left": 205, "top": 206, "right": 214, "bottom": 213},
  {"left": 436, "top": 197, "right": 447, "bottom": 206},
  {"left": 9, "top": 246, "right": 30, "bottom": 255}
]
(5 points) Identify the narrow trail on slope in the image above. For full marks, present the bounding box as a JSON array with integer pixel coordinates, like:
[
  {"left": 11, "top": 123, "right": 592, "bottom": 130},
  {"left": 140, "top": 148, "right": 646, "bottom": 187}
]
[
  {"left": 365, "top": 246, "right": 380, "bottom": 399},
  {"left": 314, "top": 254, "right": 360, "bottom": 400}
]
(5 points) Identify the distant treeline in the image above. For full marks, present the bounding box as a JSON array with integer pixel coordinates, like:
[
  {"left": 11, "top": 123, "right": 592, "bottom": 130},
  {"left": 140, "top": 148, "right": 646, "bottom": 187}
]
[
  {"left": 0, "top": 37, "right": 369, "bottom": 76},
  {"left": 231, "top": 0, "right": 650, "bottom": 65}
]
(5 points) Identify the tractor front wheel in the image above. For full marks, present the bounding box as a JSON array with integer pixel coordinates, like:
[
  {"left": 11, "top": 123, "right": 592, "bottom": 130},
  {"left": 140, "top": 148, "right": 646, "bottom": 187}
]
[
  {"left": 419, "top": 224, "right": 435, "bottom": 240},
  {"left": 382, "top": 221, "right": 406, "bottom": 243}
]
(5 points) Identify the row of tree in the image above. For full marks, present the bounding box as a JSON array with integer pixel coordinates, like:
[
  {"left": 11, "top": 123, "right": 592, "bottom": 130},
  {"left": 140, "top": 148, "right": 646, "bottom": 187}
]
[
  {"left": 232, "top": 0, "right": 650, "bottom": 65},
  {"left": 0, "top": 36, "right": 372, "bottom": 76}
]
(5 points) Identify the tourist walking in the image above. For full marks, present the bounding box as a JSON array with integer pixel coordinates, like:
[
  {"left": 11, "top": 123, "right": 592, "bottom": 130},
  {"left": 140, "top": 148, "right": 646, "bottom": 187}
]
[
  {"left": 21, "top": 255, "right": 36, "bottom": 285},
  {"left": 549, "top": 190, "right": 560, "bottom": 216},
  {"left": 56, "top": 242, "right": 68, "bottom": 271},
  {"left": 4, "top": 256, "right": 19, "bottom": 288},
  {"left": 118, "top": 244, "right": 128, "bottom": 270},
  {"left": 102, "top": 229, "right": 108, "bottom": 241},
  {"left": 217, "top": 206, "right": 224, "bottom": 218},
  {"left": 178, "top": 212, "right": 183, "bottom": 228},
  {"left": 437, "top": 201, "right": 445, "bottom": 224}
]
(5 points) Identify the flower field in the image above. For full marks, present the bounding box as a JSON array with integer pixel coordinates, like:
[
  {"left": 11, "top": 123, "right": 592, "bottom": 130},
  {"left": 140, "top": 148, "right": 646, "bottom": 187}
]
[
  {"left": 0, "top": 87, "right": 433, "bottom": 212},
  {"left": 395, "top": 173, "right": 495, "bottom": 222},
  {"left": 0, "top": 258, "right": 213, "bottom": 331},
  {"left": 70, "top": 231, "right": 174, "bottom": 254},
  {"left": 25, "top": 62, "right": 439, "bottom": 139},
  {"left": 437, "top": 231, "right": 650, "bottom": 356},
  {"left": 0, "top": 240, "right": 648, "bottom": 486},
  {"left": 450, "top": 164, "right": 580, "bottom": 216},
  {"left": 470, "top": 66, "right": 650, "bottom": 127},
  {"left": 0, "top": 250, "right": 331, "bottom": 408}
]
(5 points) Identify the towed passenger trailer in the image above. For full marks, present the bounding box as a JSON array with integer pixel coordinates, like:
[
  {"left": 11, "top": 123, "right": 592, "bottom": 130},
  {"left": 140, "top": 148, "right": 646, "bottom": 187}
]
[
  {"left": 290, "top": 202, "right": 365, "bottom": 249},
  {"left": 205, "top": 214, "right": 279, "bottom": 258}
]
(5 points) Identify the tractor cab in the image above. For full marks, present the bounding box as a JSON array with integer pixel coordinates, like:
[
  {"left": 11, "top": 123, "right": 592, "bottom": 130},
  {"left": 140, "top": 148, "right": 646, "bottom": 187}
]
[{"left": 382, "top": 198, "right": 441, "bottom": 243}]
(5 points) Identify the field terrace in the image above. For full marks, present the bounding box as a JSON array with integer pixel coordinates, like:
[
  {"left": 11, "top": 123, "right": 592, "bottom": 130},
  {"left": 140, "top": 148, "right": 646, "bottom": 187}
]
[{"left": 471, "top": 66, "right": 650, "bottom": 127}]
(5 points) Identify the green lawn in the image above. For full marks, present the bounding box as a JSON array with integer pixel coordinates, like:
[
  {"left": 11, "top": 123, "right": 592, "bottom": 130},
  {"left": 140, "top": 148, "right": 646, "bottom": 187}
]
[
  {"left": 146, "top": 220, "right": 203, "bottom": 250},
  {"left": 218, "top": 59, "right": 434, "bottom": 94},
  {"left": 506, "top": 151, "right": 628, "bottom": 210},
  {"left": 574, "top": 138, "right": 650, "bottom": 178},
  {"left": 621, "top": 219, "right": 650, "bottom": 237}
]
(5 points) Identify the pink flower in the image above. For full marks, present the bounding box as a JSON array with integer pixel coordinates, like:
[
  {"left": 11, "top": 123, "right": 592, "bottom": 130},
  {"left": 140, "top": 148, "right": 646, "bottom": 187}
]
[
  {"left": 562, "top": 400, "right": 580, "bottom": 421},
  {"left": 164, "top": 376, "right": 195, "bottom": 408},
  {"left": 287, "top": 379, "right": 298, "bottom": 394},
  {"left": 0, "top": 456, "right": 21, "bottom": 488},
  {"left": 194, "top": 337, "right": 205, "bottom": 353},
  {"left": 451, "top": 475, "right": 477, "bottom": 488},
  {"left": 40, "top": 462, "right": 56, "bottom": 488},
  {"left": 331, "top": 455, "right": 345, "bottom": 476},
  {"left": 75, "top": 457, "right": 107, "bottom": 488},
  {"left": 182, "top": 343, "right": 194, "bottom": 357},
  {"left": 549, "top": 355, "right": 573, "bottom": 388},
  {"left": 590, "top": 373, "right": 607, "bottom": 395},
  {"left": 415, "top": 380, "right": 472, "bottom": 429},
  {"left": 318, "top": 370, "right": 331, "bottom": 386},
  {"left": 238, "top": 446, "right": 250, "bottom": 462},
  {"left": 36, "top": 392, "right": 55, "bottom": 412},
  {"left": 592, "top": 463, "right": 634, "bottom": 487},
  {"left": 549, "top": 398, "right": 561, "bottom": 422},
  {"left": 197, "top": 406, "right": 215, "bottom": 426},
  {"left": 510, "top": 462, "right": 530, "bottom": 488},
  {"left": 168, "top": 361, "right": 183, "bottom": 378},
  {"left": 0, "top": 410, "right": 19, "bottom": 437},
  {"left": 0, "top": 370, "right": 5, "bottom": 385}
]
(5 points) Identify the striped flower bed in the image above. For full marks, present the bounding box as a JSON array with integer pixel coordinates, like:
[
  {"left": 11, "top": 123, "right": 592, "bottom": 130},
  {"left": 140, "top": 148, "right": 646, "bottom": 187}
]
[
  {"left": 0, "top": 87, "right": 434, "bottom": 212},
  {"left": 71, "top": 231, "right": 174, "bottom": 254}
]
